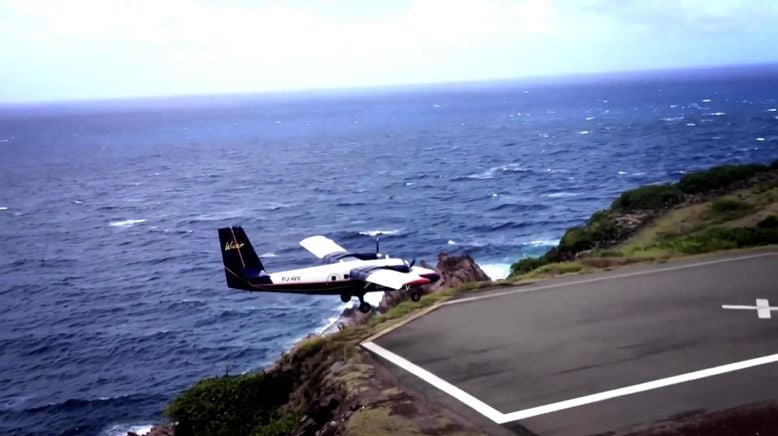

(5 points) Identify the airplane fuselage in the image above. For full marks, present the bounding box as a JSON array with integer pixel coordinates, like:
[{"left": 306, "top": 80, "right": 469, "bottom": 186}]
[{"left": 227, "top": 256, "right": 437, "bottom": 296}]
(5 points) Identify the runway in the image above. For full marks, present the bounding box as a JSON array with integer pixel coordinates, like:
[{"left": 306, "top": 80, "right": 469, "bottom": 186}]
[{"left": 363, "top": 250, "right": 778, "bottom": 435}]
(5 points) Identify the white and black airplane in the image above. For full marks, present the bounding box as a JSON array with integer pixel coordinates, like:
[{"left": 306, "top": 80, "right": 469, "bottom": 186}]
[{"left": 218, "top": 226, "right": 441, "bottom": 313}]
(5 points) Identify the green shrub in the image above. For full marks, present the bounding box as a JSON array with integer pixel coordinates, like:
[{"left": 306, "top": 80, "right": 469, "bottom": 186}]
[
  {"left": 558, "top": 226, "right": 595, "bottom": 252},
  {"left": 587, "top": 210, "right": 619, "bottom": 242},
  {"left": 611, "top": 184, "right": 684, "bottom": 211},
  {"left": 509, "top": 256, "right": 548, "bottom": 276},
  {"left": 165, "top": 371, "right": 294, "bottom": 436},
  {"left": 252, "top": 411, "right": 303, "bottom": 436},
  {"left": 711, "top": 198, "right": 753, "bottom": 214},
  {"left": 598, "top": 250, "right": 624, "bottom": 257},
  {"left": 677, "top": 164, "right": 768, "bottom": 194},
  {"left": 757, "top": 215, "right": 778, "bottom": 229}
]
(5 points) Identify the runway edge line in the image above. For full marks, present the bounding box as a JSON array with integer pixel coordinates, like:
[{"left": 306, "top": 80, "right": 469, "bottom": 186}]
[{"left": 361, "top": 341, "right": 506, "bottom": 423}]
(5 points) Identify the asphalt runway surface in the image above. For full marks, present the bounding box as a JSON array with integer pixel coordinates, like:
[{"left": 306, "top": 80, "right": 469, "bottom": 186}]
[{"left": 365, "top": 250, "right": 778, "bottom": 435}]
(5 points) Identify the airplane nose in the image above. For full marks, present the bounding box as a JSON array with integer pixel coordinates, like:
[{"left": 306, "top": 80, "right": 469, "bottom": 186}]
[{"left": 424, "top": 272, "right": 441, "bottom": 283}]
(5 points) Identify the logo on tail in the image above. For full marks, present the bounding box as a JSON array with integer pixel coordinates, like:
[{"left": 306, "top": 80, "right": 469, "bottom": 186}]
[{"left": 224, "top": 241, "right": 245, "bottom": 251}]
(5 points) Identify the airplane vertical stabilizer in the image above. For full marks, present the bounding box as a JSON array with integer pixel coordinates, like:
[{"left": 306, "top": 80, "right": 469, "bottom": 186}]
[{"left": 218, "top": 226, "right": 265, "bottom": 289}]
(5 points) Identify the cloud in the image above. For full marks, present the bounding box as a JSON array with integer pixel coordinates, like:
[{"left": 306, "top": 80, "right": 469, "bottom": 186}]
[{"left": 0, "top": 0, "right": 777, "bottom": 102}]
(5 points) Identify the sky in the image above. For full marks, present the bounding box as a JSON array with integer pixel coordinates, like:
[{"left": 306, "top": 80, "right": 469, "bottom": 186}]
[{"left": 1, "top": 0, "right": 777, "bottom": 103}]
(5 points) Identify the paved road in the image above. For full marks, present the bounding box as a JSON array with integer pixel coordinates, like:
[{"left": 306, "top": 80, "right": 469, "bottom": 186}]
[{"left": 370, "top": 250, "right": 778, "bottom": 435}]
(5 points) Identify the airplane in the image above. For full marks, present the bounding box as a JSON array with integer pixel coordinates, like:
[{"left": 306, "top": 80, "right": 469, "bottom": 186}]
[{"left": 218, "top": 226, "right": 441, "bottom": 313}]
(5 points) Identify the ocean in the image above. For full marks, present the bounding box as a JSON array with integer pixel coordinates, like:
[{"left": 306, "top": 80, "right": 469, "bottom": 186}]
[{"left": 1, "top": 65, "right": 777, "bottom": 435}]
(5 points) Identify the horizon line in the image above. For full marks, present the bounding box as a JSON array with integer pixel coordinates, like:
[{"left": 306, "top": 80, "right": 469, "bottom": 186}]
[{"left": 3, "top": 61, "right": 778, "bottom": 107}]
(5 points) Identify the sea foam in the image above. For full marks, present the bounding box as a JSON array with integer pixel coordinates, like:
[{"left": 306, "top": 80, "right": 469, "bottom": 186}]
[
  {"left": 481, "top": 263, "right": 511, "bottom": 280},
  {"left": 359, "top": 229, "right": 402, "bottom": 237},
  {"left": 109, "top": 219, "right": 146, "bottom": 228}
]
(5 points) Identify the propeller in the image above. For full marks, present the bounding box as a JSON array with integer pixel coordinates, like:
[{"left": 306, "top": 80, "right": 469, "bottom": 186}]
[{"left": 409, "top": 258, "right": 416, "bottom": 269}]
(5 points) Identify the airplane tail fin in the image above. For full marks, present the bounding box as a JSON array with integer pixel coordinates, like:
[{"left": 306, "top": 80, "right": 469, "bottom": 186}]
[{"left": 218, "top": 226, "right": 266, "bottom": 289}]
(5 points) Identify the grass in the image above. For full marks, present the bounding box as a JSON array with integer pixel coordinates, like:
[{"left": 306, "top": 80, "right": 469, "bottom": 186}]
[
  {"left": 345, "top": 407, "right": 425, "bottom": 436},
  {"left": 620, "top": 181, "right": 778, "bottom": 257}
]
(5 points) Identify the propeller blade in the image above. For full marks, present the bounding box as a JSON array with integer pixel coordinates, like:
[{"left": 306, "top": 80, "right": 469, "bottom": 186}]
[{"left": 409, "top": 258, "right": 416, "bottom": 268}]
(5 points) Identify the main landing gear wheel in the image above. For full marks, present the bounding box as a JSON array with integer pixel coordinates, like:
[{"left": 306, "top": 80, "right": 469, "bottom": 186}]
[
  {"left": 410, "top": 289, "right": 421, "bottom": 302},
  {"left": 340, "top": 293, "right": 350, "bottom": 303},
  {"left": 357, "top": 293, "right": 372, "bottom": 313}
]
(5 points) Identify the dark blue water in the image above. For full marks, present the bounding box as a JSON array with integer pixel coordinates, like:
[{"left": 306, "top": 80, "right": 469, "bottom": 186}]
[{"left": 1, "top": 66, "right": 777, "bottom": 435}]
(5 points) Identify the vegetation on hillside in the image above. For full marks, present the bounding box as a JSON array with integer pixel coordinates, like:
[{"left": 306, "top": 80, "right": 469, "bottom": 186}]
[{"left": 510, "top": 161, "right": 778, "bottom": 277}]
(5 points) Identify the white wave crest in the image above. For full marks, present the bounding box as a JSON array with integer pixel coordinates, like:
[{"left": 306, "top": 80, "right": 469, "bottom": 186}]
[
  {"left": 260, "top": 252, "right": 278, "bottom": 258},
  {"left": 578, "top": 130, "right": 590, "bottom": 135},
  {"left": 363, "top": 290, "right": 385, "bottom": 307},
  {"left": 481, "top": 263, "right": 511, "bottom": 281},
  {"left": 527, "top": 239, "right": 560, "bottom": 247},
  {"left": 100, "top": 423, "right": 153, "bottom": 436},
  {"left": 686, "top": 123, "right": 696, "bottom": 127},
  {"left": 768, "top": 108, "right": 777, "bottom": 112},
  {"left": 756, "top": 137, "right": 766, "bottom": 141},
  {"left": 585, "top": 116, "right": 596, "bottom": 121},
  {"left": 0, "top": 206, "right": 7, "bottom": 211},
  {"left": 661, "top": 116, "right": 684, "bottom": 122},
  {"left": 701, "top": 98, "right": 712, "bottom": 102},
  {"left": 465, "top": 163, "right": 528, "bottom": 180},
  {"left": 109, "top": 219, "right": 146, "bottom": 228},
  {"left": 447, "top": 240, "right": 457, "bottom": 245},
  {"left": 359, "top": 229, "right": 402, "bottom": 237},
  {"left": 706, "top": 112, "right": 726, "bottom": 116},
  {"left": 316, "top": 316, "right": 341, "bottom": 335},
  {"left": 546, "top": 192, "right": 578, "bottom": 198}
]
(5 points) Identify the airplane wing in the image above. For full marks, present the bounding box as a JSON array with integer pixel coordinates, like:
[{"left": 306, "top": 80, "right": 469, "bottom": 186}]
[
  {"left": 350, "top": 267, "right": 430, "bottom": 290},
  {"left": 299, "top": 235, "right": 349, "bottom": 259}
]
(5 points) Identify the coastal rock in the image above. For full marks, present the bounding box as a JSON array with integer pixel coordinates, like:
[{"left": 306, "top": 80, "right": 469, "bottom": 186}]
[
  {"left": 376, "top": 253, "right": 489, "bottom": 311},
  {"left": 340, "top": 253, "right": 490, "bottom": 324},
  {"left": 423, "top": 253, "right": 490, "bottom": 292}
]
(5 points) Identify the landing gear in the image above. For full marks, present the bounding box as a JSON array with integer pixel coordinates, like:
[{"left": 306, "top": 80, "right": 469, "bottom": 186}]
[
  {"left": 340, "top": 293, "right": 350, "bottom": 303},
  {"left": 357, "top": 293, "right": 372, "bottom": 314},
  {"left": 403, "top": 285, "right": 422, "bottom": 302}
]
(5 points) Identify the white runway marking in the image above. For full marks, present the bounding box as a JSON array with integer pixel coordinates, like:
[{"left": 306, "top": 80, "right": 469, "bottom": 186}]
[
  {"left": 723, "top": 298, "right": 778, "bottom": 319},
  {"left": 361, "top": 251, "right": 778, "bottom": 425},
  {"left": 361, "top": 341, "right": 504, "bottom": 423},
  {"left": 500, "top": 353, "right": 778, "bottom": 422},
  {"left": 366, "top": 338, "right": 778, "bottom": 424}
]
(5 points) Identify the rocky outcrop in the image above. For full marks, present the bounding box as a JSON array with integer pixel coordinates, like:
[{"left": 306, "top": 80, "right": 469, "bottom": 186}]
[
  {"left": 422, "top": 253, "right": 490, "bottom": 292},
  {"left": 339, "top": 252, "right": 490, "bottom": 324},
  {"left": 375, "top": 253, "right": 489, "bottom": 312}
]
